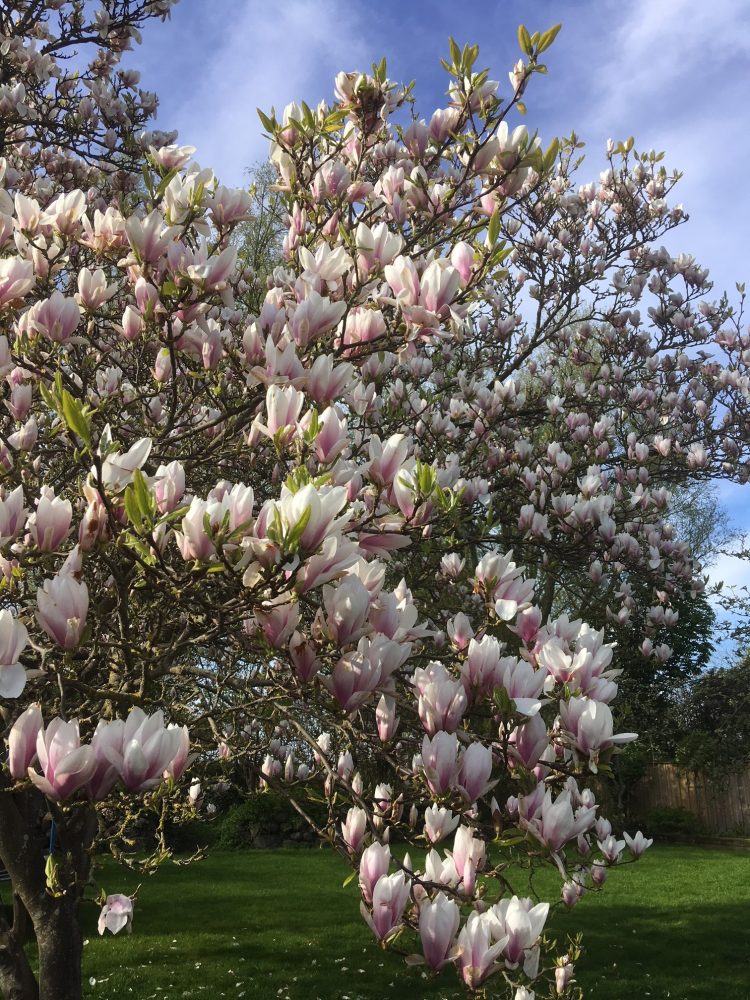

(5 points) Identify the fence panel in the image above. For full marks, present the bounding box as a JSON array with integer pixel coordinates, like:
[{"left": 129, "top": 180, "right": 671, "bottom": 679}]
[{"left": 632, "top": 763, "right": 750, "bottom": 835}]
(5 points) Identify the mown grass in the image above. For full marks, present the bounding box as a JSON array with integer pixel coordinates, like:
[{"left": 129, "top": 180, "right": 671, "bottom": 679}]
[{"left": 51, "top": 845, "right": 749, "bottom": 1000}]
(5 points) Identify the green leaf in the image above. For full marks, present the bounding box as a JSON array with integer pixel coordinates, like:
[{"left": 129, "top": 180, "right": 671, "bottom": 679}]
[
  {"left": 124, "top": 485, "right": 144, "bottom": 531},
  {"left": 448, "top": 37, "right": 461, "bottom": 69},
  {"left": 342, "top": 871, "right": 357, "bottom": 888},
  {"left": 154, "top": 167, "right": 179, "bottom": 202},
  {"left": 141, "top": 163, "right": 153, "bottom": 198},
  {"left": 537, "top": 23, "right": 562, "bottom": 54},
  {"left": 285, "top": 505, "right": 311, "bottom": 551},
  {"left": 517, "top": 24, "right": 532, "bottom": 56},
  {"left": 132, "top": 468, "right": 153, "bottom": 519},
  {"left": 124, "top": 534, "right": 156, "bottom": 565},
  {"left": 487, "top": 208, "right": 501, "bottom": 248},
  {"left": 497, "top": 834, "right": 526, "bottom": 847},
  {"left": 417, "top": 462, "right": 436, "bottom": 496},
  {"left": 543, "top": 137, "right": 560, "bottom": 172},
  {"left": 38, "top": 380, "right": 56, "bottom": 411},
  {"left": 60, "top": 390, "right": 91, "bottom": 448},
  {"left": 492, "top": 687, "right": 515, "bottom": 716},
  {"left": 256, "top": 108, "right": 276, "bottom": 133}
]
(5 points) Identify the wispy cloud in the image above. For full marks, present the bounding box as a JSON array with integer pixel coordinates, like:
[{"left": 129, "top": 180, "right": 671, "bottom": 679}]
[
  {"left": 133, "top": 0, "right": 376, "bottom": 184},
  {"left": 534, "top": 0, "right": 750, "bottom": 291}
]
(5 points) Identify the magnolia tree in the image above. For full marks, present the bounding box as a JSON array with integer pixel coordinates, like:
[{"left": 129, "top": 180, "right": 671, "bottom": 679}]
[{"left": 0, "top": 5, "right": 749, "bottom": 999}]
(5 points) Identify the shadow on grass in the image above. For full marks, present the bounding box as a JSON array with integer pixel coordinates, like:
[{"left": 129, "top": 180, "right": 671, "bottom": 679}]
[
  {"left": 554, "top": 902, "right": 750, "bottom": 999},
  {"left": 77, "top": 847, "right": 750, "bottom": 1000}
]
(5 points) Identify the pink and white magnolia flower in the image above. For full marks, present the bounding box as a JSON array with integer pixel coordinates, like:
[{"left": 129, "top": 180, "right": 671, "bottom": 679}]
[
  {"left": 28, "top": 487, "right": 72, "bottom": 552},
  {"left": 521, "top": 789, "right": 597, "bottom": 855},
  {"left": 0, "top": 257, "right": 34, "bottom": 307},
  {"left": 624, "top": 830, "right": 653, "bottom": 858},
  {"left": 487, "top": 895, "right": 549, "bottom": 968},
  {"left": 559, "top": 696, "right": 637, "bottom": 767},
  {"left": 174, "top": 497, "right": 218, "bottom": 561},
  {"left": 457, "top": 741, "right": 495, "bottom": 803},
  {"left": 419, "top": 892, "right": 460, "bottom": 969},
  {"left": 451, "top": 825, "right": 486, "bottom": 895},
  {"left": 361, "top": 871, "right": 409, "bottom": 941},
  {"left": 125, "top": 209, "right": 175, "bottom": 263},
  {"left": 555, "top": 959, "right": 575, "bottom": 994},
  {"left": 27, "top": 290, "right": 81, "bottom": 343},
  {"left": 323, "top": 575, "right": 371, "bottom": 645},
  {"left": 341, "top": 805, "right": 368, "bottom": 854},
  {"left": 475, "top": 550, "right": 535, "bottom": 619},
  {"left": 149, "top": 143, "right": 196, "bottom": 170},
  {"left": 597, "top": 834, "right": 626, "bottom": 864},
  {"left": 419, "top": 731, "right": 460, "bottom": 795},
  {"left": 358, "top": 841, "right": 391, "bottom": 903},
  {"left": 496, "top": 656, "right": 546, "bottom": 717},
  {"left": 423, "top": 849, "right": 460, "bottom": 889},
  {"left": 7, "top": 703, "right": 42, "bottom": 777},
  {"left": 164, "top": 724, "right": 190, "bottom": 782},
  {"left": 36, "top": 574, "right": 88, "bottom": 650},
  {"left": 153, "top": 461, "right": 185, "bottom": 514},
  {"left": 423, "top": 804, "right": 460, "bottom": 844},
  {"left": 28, "top": 718, "right": 96, "bottom": 801},
  {"left": 253, "top": 600, "right": 300, "bottom": 650},
  {"left": 43, "top": 189, "right": 86, "bottom": 235},
  {"left": 96, "top": 435, "right": 152, "bottom": 492},
  {"left": 290, "top": 290, "right": 346, "bottom": 347},
  {"left": 367, "top": 434, "right": 411, "bottom": 488},
  {"left": 375, "top": 694, "right": 399, "bottom": 741},
  {"left": 456, "top": 911, "right": 507, "bottom": 990},
  {"left": 321, "top": 646, "right": 381, "bottom": 713},
  {"left": 109, "top": 708, "right": 188, "bottom": 792},
  {"left": 0, "top": 609, "right": 29, "bottom": 698},
  {"left": 356, "top": 220, "right": 403, "bottom": 273},
  {"left": 270, "top": 483, "right": 350, "bottom": 552},
  {"left": 0, "top": 485, "right": 27, "bottom": 545},
  {"left": 447, "top": 612, "right": 474, "bottom": 651},
  {"left": 76, "top": 267, "right": 116, "bottom": 310},
  {"left": 414, "top": 661, "right": 467, "bottom": 735},
  {"left": 509, "top": 712, "right": 549, "bottom": 770},
  {"left": 97, "top": 894, "right": 133, "bottom": 936}
]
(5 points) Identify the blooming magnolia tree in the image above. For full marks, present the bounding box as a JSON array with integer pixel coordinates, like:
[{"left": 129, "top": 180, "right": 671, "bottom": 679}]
[{"left": 0, "top": 6, "right": 748, "bottom": 999}]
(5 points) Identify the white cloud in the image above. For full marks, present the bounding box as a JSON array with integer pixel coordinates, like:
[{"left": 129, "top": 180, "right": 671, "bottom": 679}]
[
  {"left": 532, "top": 0, "right": 750, "bottom": 298},
  {"left": 708, "top": 552, "right": 750, "bottom": 593},
  {"left": 575, "top": 0, "right": 750, "bottom": 133},
  {"left": 134, "top": 0, "right": 373, "bottom": 185}
]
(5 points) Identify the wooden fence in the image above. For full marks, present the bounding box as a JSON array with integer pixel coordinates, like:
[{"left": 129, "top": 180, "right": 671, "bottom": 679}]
[{"left": 631, "top": 762, "right": 750, "bottom": 834}]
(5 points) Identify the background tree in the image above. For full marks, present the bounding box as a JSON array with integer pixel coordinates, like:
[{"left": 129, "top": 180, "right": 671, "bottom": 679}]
[
  {"left": 671, "top": 652, "right": 750, "bottom": 774},
  {"left": 234, "top": 160, "right": 287, "bottom": 316}
]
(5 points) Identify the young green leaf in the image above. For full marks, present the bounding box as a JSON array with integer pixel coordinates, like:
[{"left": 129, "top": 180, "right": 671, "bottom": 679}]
[
  {"left": 517, "top": 24, "right": 532, "bottom": 56},
  {"left": 61, "top": 390, "right": 91, "bottom": 448}
]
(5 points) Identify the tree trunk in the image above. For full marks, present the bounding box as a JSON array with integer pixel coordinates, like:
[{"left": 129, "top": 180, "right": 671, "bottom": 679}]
[
  {"left": 0, "top": 903, "right": 38, "bottom": 1000},
  {"left": 35, "top": 899, "right": 83, "bottom": 1000},
  {"left": 0, "top": 785, "right": 97, "bottom": 1000},
  {"left": 0, "top": 788, "right": 46, "bottom": 1000}
]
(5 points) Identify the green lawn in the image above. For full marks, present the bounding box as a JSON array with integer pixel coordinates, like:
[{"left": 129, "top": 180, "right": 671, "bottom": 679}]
[{"left": 61, "top": 845, "right": 748, "bottom": 1000}]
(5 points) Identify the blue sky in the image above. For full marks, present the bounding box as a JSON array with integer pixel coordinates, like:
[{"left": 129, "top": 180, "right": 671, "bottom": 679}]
[{"left": 128, "top": 0, "right": 749, "bottom": 623}]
